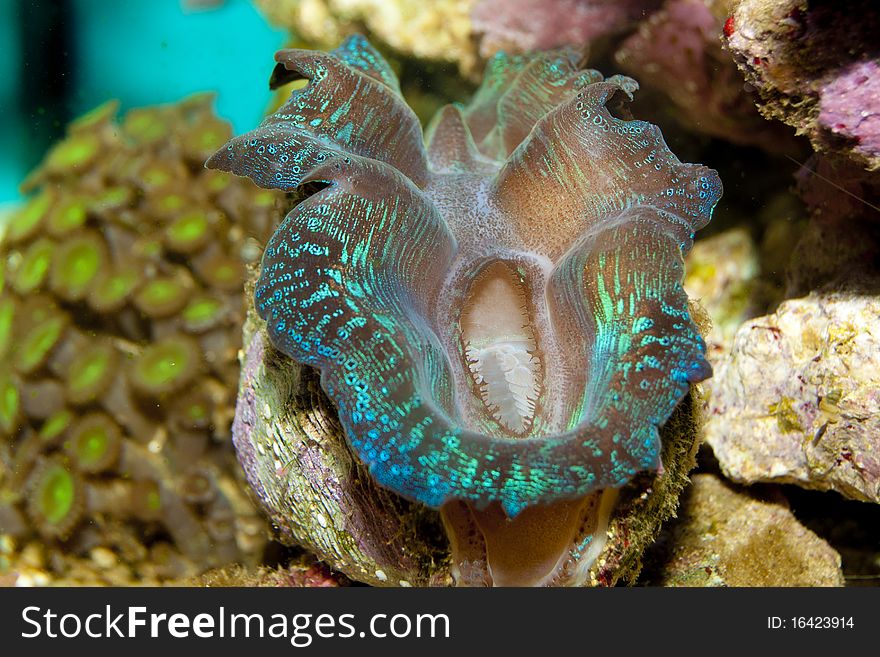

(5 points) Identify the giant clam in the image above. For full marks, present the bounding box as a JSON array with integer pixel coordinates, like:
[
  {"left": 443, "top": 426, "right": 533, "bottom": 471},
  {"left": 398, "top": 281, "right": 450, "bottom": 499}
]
[{"left": 210, "top": 36, "right": 722, "bottom": 586}]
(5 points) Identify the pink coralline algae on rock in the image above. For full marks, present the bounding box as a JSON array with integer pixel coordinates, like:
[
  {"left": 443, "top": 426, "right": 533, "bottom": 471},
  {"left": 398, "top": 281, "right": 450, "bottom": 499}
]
[
  {"left": 615, "top": 0, "right": 798, "bottom": 151},
  {"left": 818, "top": 60, "right": 880, "bottom": 166},
  {"left": 725, "top": 0, "right": 880, "bottom": 170},
  {"left": 472, "top": 0, "right": 662, "bottom": 57}
]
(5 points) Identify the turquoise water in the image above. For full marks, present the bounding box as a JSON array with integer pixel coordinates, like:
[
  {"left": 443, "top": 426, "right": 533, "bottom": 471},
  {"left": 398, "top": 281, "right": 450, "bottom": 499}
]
[{"left": 0, "top": 0, "right": 284, "bottom": 203}]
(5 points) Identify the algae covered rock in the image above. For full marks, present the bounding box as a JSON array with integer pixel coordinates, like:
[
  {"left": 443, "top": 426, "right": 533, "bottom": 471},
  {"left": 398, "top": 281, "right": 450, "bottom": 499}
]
[
  {"left": 615, "top": 0, "right": 799, "bottom": 151},
  {"left": 725, "top": 0, "right": 880, "bottom": 170},
  {"left": 255, "top": 0, "right": 479, "bottom": 74},
  {"left": 644, "top": 474, "right": 844, "bottom": 586},
  {"left": 703, "top": 288, "right": 880, "bottom": 504},
  {"left": 683, "top": 227, "right": 761, "bottom": 365}
]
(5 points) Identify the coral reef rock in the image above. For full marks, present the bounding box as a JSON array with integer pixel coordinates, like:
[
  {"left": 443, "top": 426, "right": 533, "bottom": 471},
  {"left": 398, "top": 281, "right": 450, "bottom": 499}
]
[
  {"left": 683, "top": 227, "right": 761, "bottom": 365},
  {"left": 0, "top": 96, "right": 284, "bottom": 584},
  {"left": 703, "top": 288, "right": 880, "bottom": 504},
  {"left": 725, "top": 0, "right": 880, "bottom": 169},
  {"left": 644, "top": 474, "right": 844, "bottom": 586},
  {"left": 254, "top": 0, "right": 479, "bottom": 74},
  {"left": 473, "top": 0, "right": 661, "bottom": 58},
  {"left": 217, "top": 35, "right": 720, "bottom": 586},
  {"left": 615, "top": 0, "right": 797, "bottom": 150}
]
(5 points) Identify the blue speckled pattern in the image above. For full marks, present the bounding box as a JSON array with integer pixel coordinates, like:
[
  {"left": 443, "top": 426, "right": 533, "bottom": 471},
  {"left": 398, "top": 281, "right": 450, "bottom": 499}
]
[{"left": 208, "top": 36, "right": 722, "bottom": 517}]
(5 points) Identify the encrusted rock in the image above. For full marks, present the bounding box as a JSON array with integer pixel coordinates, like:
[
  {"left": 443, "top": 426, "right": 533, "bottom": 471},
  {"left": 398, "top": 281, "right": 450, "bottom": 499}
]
[
  {"left": 703, "top": 289, "right": 880, "bottom": 503},
  {"left": 254, "top": 0, "right": 479, "bottom": 74},
  {"left": 725, "top": 0, "right": 880, "bottom": 169},
  {"left": 473, "top": 0, "right": 661, "bottom": 58},
  {"left": 643, "top": 474, "right": 844, "bottom": 586},
  {"left": 683, "top": 227, "right": 761, "bottom": 365},
  {"left": 615, "top": 0, "right": 799, "bottom": 151}
]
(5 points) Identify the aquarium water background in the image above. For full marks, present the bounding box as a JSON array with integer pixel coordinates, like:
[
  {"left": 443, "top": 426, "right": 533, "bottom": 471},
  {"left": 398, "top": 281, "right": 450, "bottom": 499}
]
[{"left": 1, "top": 0, "right": 283, "bottom": 205}]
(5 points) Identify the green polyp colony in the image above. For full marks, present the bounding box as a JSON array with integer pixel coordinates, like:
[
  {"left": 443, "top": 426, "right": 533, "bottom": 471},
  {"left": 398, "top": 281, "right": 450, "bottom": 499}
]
[
  {"left": 0, "top": 94, "right": 282, "bottom": 582},
  {"left": 47, "top": 197, "right": 89, "bottom": 236},
  {"left": 26, "top": 459, "right": 82, "bottom": 538},
  {"left": 45, "top": 132, "right": 101, "bottom": 173},
  {"left": 131, "top": 479, "right": 163, "bottom": 520},
  {"left": 204, "top": 170, "right": 232, "bottom": 194},
  {"left": 168, "top": 385, "right": 214, "bottom": 435},
  {"left": 50, "top": 234, "right": 105, "bottom": 301},
  {"left": 165, "top": 210, "right": 210, "bottom": 253},
  {"left": 133, "top": 237, "right": 164, "bottom": 260},
  {"left": 65, "top": 342, "right": 118, "bottom": 405},
  {"left": 11, "top": 238, "right": 55, "bottom": 294},
  {"left": 66, "top": 413, "right": 121, "bottom": 473},
  {"left": 129, "top": 336, "right": 200, "bottom": 397},
  {"left": 133, "top": 276, "right": 191, "bottom": 318},
  {"left": 181, "top": 295, "right": 225, "bottom": 332},
  {"left": 185, "top": 118, "right": 231, "bottom": 158},
  {"left": 7, "top": 190, "right": 53, "bottom": 243}
]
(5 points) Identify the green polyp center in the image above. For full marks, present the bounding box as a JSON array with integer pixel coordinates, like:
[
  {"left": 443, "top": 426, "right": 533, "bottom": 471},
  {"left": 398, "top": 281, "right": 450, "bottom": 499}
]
[
  {"left": 68, "top": 345, "right": 113, "bottom": 396},
  {"left": 93, "top": 270, "right": 138, "bottom": 307},
  {"left": 135, "top": 339, "right": 194, "bottom": 391},
  {"left": 125, "top": 111, "right": 168, "bottom": 143},
  {"left": 186, "top": 402, "right": 208, "bottom": 422},
  {"left": 70, "top": 100, "right": 117, "bottom": 131},
  {"left": 0, "top": 299, "right": 14, "bottom": 356},
  {"left": 37, "top": 465, "right": 75, "bottom": 525},
  {"left": 168, "top": 212, "right": 208, "bottom": 244},
  {"left": 0, "top": 375, "right": 19, "bottom": 433},
  {"left": 15, "top": 240, "right": 54, "bottom": 293},
  {"left": 18, "top": 316, "right": 65, "bottom": 372},
  {"left": 253, "top": 190, "right": 276, "bottom": 208},
  {"left": 138, "top": 279, "right": 184, "bottom": 308},
  {"left": 134, "top": 239, "right": 163, "bottom": 260},
  {"left": 146, "top": 488, "right": 162, "bottom": 512},
  {"left": 94, "top": 186, "right": 132, "bottom": 210},
  {"left": 10, "top": 192, "right": 52, "bottom": 241},
  {"left": 142, "top": 166, "right": 172, "bottom": 188},
  {"left": 195, "top": 126, "right": 225, "bottom": 151},
  {"left": 206, "top": 259, "right": 240, "bottom": 288},
  {"left": 40, "top": 409, "right": 73, "bottom": 441},
  {"left": 183, "top": 296, "right": 222, "bottom": 324},
  {"left": 159, "top": 193, "right": 185, "bottom": 213},
  {"left": 215, "top": 264, "right": 234, "bottom": 281},
  {"left": 74, "top": 426, "right": 110, "bottom": 466},
  {"left": 57, "top": 240, "right": 102, "bottom": 294},
  {"left": 49, "top": 198, "right": 88, "bottom": 234},
  {"left": 48, "top": 134, "right": 100, "bottom": 170},
  {"left": 205, "top": 171, "right": 231, "bottom": 193}
]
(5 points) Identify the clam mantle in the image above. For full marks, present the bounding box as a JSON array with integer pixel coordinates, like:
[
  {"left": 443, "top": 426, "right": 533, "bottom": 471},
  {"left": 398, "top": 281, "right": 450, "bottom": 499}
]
[{"left": 210, "top": 35, "right": 721, "bottom": 585}]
